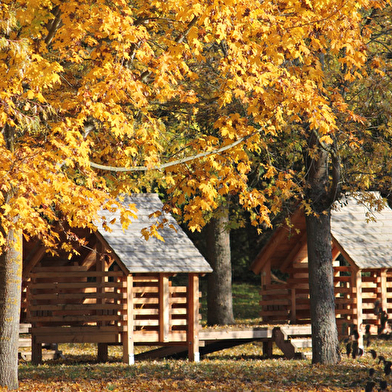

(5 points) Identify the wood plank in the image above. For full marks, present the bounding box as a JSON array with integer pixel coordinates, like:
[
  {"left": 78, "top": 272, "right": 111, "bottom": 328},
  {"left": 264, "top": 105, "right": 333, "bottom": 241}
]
[
  {"left": 279, "top": 325, "right": 311, "bottom": 337},
  {"left": 30, "top": 326, "right": 123, "bottom": 334},
  {"left": 123, "top": 274, "right": 134, "bottom": 365},
  {"left": 18, "top": 338, "right": 31, "bottom": 348},
  {"left": 187, "top": 274, "right": 199, "bottom": 362},
  {"left": 29, "top": 271, "right": 125, "bottom": 278},
  {"left": 134, "top": 320, "right": 159, "bottom": 327},
  {"left": 291, "top": 338, "right": 312, "bottom": 349},
  {"left": 19, "top": 323, "right": 31, "bottom": 334},
  {"left": 32, "top": 266, "right": 89, "bottom": 272},
  {"left": 170, "top": 297, "right": 187, "bottom": 304},
  {"left": 170, "top": 309, "right": 187, "bottom": 315},
  {"left": 33, "top": 333, "right": 120, "bottom": 344},
  {"left": 171, "top": 320, "right": 187, "bottom": 326},
  {"left": 29, "top": 304, "right": 124, "bottom": 311},
  {"left": 260, "top": 299, "right": 290, "bottom": 306},
  {"left": 133, "top": 297, "right": 159, "bottom": 304},
  {"left": 199, "top": 328, "right": 272, "bottom": 341},
  {"left": 260, "top": 310, "right": 289, "bottom": 316},
  {"left": 273, "top": 328, "right": 295, "bottom": 359},
  {"left": 134, "top": 309, "right": 159, "bottom": 315},
  {"left": 170, "top": 287, "right": 187, "bottom": 293},
  {"left": 29, "top": 281, "right": 126, "bottom": 289},
  {"left": 132, "top": 276, "right": 159, "bottom": 282},
  {"left": 132, "top": 287, "right": 159, "bottom": 293},
  {"left": 159, "top": 274, "right": 170, "bottom": 342},
  {"left": 333, "top": 266, "right": 351, "bottom": 272},
  {"left": 261, "top": 289, "right": 289, "bottom": 296},
  {"left": 27, "top": 315, "right": 122, "bottom": 323},
  {"left": 263, "top": 284, "right": 288, "bottom": 291},
  {"left": 30, "top": 292, "right": 126, "bottom": 300}
]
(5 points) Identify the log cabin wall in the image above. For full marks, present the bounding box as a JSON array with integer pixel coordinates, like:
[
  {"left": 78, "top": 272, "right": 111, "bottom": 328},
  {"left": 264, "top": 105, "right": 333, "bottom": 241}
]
[
  {"left": 24, "top": 262, "right": 128, "bottom": 364},
  {"left": 23, "top": 266, "right": 202, "bottom": 364},
  {"left": 259, "top": 259, "right": 361, "bottom": 339}
]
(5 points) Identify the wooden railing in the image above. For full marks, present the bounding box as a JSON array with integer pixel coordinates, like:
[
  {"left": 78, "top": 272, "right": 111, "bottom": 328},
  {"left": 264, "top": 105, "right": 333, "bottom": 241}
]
[{"left": 132, "top": 275, "right": 192, "bottom": 343}]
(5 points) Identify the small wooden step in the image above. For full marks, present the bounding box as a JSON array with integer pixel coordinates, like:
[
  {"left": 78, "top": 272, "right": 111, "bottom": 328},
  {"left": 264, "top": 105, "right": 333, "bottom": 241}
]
[
  {"left": 291, "top": 338, "right": 312, "bottom": 349},
  {"left": 18, "top": 338, "right": 31, "bottom": 348},
  {"left": 273, "top": 325, "right": 312, "bottom": 359}
]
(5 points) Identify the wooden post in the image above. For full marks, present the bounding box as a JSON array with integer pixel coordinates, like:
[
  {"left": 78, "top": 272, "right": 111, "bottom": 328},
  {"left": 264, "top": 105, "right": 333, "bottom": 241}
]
[
  {"left": 263, "top": 341, "right": 273, "bottom": 358},
  {"left": 187, "top": 273, "right": 200, "bottom": 362},
  {"left": 122, "top": 274, "right": 134, "bottom": 365},
  {"left": 290, "top": 288, "right": 296, "bottom": 323},
  {"left": 380, "top": 269, "right": 388, "bottom": 313},
  {"left": 261, "top": 260, "right": 271, "bottom": 287},
  {"left": 31, "top": 334, "right": 42, "bottom": 365},
  {"left": 96, "top": 243, "right": 108, "bottom": 362},
  {"left": 354, "top": 269, "right": 363, "bottom": 348},
  {"left": 159, "top": 274, "right": 170, "bottom": 342}
]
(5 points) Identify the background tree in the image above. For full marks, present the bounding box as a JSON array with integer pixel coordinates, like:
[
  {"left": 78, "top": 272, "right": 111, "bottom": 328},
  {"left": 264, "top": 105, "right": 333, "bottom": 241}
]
[{"left": 205, "top": 202, "right": 235, "bottom": 325}]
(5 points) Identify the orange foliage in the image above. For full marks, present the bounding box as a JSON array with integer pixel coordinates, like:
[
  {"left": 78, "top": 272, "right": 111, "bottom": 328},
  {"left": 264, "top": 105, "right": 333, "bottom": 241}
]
[{"left": 0, "top": 0, "right": 389, "bottom": 244}]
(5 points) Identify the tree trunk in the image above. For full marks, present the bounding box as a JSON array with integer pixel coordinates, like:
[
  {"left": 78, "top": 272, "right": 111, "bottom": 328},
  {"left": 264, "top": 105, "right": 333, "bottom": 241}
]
[
  {"left": 206, "top": 205, "right": 235, "bottom": 325},
  {"left": 0, "top": 228, "right": 23, "bottom": 390},
  {"left": 305, "top": 131, "right": 340, "bottom": 365},
  {"left": 306, "top": 212, "right": 340, "bottom": 364}
]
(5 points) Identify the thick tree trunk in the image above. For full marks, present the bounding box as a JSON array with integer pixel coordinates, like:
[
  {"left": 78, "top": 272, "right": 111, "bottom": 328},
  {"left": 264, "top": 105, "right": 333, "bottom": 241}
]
[
  {"left": 306, "top": 212, "right": 340, "bottom": 364},
  {"left": 206, "top": 206, "right": 235, "bottom": 325},
  {"left": 305, "top": 131, "right": 340, "bottom": 364},
  {"left": 0, "top": 228, "right": 23, "bottom": 390}
]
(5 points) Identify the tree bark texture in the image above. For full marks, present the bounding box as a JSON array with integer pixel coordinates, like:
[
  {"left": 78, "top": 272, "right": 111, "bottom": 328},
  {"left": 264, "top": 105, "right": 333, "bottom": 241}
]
[
  {"left": 305, "top": 131, "right": 340, "bottom": 365},
  {"left": 206, "top": 206, "right": 235, "bottom": 326},
  {"left": 306, "top": 212, "right": 340, "bottom": 364},
  {"left": 0, "top": 228, "right": 23, "bottom": 390}
]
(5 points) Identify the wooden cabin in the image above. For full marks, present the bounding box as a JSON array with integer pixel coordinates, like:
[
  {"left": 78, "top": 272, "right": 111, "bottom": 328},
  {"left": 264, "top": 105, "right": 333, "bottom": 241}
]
[
  {"left": 250, "top": 193, "right": 392, "bottom": 338},
  {"left": 21, "top": 193, "right": 212, "bottom": 364}
]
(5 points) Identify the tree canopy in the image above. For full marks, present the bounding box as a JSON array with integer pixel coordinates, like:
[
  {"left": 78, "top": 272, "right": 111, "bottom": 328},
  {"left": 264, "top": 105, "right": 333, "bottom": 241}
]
[
  {"left": 2, "top": 0, "right": 389, "bottom": 243},
  {"left": 1, "top": 0, "right": 392, "bottom": 387}
]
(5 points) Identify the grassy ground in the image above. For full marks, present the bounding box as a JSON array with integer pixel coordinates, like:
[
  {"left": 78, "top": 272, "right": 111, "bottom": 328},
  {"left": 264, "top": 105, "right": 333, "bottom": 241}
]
[
  {"left": 199, "top": 282, "right": 262, "bottom": 324},
  {"left": 10, "top": 282, "right": 392, "bottom": 391}
]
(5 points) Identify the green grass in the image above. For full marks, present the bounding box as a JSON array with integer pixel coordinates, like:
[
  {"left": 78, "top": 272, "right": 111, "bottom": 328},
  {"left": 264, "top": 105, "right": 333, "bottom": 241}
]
[
  {"left": 232, "top": 282, "right": 263, "bottom": 323},
  {"left": 199, "top": 281, "right": 262, "bottom": 324}
]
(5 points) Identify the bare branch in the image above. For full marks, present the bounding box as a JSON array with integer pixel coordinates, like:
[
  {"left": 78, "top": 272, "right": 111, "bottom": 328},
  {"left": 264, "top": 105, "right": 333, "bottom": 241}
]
[{"left": 89, "top": 136, "right": 246, "bottom": 172}]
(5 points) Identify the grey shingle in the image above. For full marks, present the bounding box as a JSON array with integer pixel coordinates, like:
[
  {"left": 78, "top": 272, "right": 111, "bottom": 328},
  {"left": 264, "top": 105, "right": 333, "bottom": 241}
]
[
  {"left": 331, "top": 193, "right": 392, "bottom": 269},
  {"left": 96, "top": 194, "right": 212, "bottom": 274}
]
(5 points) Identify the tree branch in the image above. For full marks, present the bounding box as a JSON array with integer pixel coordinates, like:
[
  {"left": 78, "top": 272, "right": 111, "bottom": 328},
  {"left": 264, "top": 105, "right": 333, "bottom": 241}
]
[
  {"left": 140, "top": 15, "right": 199, "bottom": 82},
  {"left": 45, "top": 6, "right": 62, "bottom": 46},
  {"left": 89, "top": 136, "right": 246, "bottom": 172}
]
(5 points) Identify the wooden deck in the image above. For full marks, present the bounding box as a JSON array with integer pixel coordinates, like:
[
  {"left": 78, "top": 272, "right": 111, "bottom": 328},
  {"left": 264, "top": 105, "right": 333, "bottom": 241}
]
[
  {"left": 19, "top": 323, "right": 313, "bottom": 362},
  {"left": 135, "top": 325, "right": 312, "bottom": 361}
]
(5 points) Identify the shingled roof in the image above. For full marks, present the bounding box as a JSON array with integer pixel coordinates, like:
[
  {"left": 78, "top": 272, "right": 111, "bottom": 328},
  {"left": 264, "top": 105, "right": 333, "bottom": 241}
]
[
  {"left": 251, "top": 192, "right": 392, "bottom": 273},
  {"left": 96, "top": 193, "right": 212, "bottom": 274},
  {"left": 331, "top": 193, "right": 392, "bottom": 269}
]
